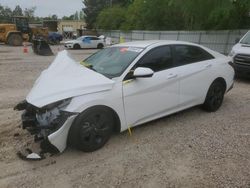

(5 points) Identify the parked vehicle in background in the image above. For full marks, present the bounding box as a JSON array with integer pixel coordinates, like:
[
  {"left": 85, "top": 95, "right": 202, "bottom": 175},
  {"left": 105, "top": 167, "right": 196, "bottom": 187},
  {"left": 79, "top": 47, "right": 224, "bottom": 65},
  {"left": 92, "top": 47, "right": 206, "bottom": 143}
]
[
  {"left": 64, "top": 35, "right": 105, "bottom": 49},
  {"left": 15, "top": 40, "right": 234, "bottom": 154},
  {"left": 0, "top": 16, "right": 48, "bottom": 46},
  {"left": 48, "top": 32, "right": 63, "bottom": 44},
  {"left": 229, "top": 30, "right": 250, "bottom": 77}
]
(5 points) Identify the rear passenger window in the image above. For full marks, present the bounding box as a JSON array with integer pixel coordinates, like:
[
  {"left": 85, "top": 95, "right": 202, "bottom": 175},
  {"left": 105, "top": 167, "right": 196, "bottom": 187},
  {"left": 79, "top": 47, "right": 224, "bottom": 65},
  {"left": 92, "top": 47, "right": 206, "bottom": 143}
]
[
  {"left": 90, "top": 37, "right": 99, "bottom": 40},
  {"left": 174, "top": 45, "right": 214, "bottom": 66},
  {"left": 136, "top": 46, "right": 173, "bottom": 72}
]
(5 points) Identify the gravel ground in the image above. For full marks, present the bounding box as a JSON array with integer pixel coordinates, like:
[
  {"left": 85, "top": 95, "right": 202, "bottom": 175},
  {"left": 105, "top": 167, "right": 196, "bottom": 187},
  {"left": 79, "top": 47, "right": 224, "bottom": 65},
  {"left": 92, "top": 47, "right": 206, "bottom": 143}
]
[{"left": 0, "top": 44, "right": 250, "bottom": 188}]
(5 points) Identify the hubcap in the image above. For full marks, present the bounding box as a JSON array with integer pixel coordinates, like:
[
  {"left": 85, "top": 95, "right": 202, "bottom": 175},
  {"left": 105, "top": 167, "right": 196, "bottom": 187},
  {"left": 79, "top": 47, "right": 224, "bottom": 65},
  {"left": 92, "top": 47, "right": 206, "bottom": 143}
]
[
  {"left": 210, "top": 85, "right": 223, "bottom": 107},
  {"left": 80, "top": 113, "right": 110, "bottom": 146}
]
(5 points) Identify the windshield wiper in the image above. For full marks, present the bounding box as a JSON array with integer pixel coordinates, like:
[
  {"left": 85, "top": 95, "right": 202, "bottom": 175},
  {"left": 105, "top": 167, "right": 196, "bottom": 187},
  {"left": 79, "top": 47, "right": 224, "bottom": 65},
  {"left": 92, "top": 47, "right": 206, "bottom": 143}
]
[
  {"left": 80, "top": 61, "right": 97, "bottom": 71},
  {"left": 87, "top": 64, "right": 97, "bottom": 72}
]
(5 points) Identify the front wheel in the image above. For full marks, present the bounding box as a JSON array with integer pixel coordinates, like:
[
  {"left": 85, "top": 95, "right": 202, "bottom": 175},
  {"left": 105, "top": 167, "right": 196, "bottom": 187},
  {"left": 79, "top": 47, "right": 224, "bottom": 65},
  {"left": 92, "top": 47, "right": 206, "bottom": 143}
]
[
  {"left": 73, "top": 44, "right": 81, "bottom": 49},
  {"left": 68, "top": 107, "right": 114, "bottom": 152},
  {"left": 7, "top": 34, "right": 23, "bottom": 46},
  {"left": 202, "top": 81, "right": 226, "bottom": 112}
]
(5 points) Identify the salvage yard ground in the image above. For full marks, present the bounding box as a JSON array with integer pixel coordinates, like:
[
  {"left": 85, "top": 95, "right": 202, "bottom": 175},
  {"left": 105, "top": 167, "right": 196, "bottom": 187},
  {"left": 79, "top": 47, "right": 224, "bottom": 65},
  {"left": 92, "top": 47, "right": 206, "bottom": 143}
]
[{"left": 0, "top": 44, "right": 250, "bottom": 188}]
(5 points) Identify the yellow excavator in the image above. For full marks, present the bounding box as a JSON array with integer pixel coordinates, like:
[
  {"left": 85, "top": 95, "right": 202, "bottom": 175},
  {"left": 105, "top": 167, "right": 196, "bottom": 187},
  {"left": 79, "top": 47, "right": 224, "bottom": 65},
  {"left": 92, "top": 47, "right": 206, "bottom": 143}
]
[{"left": 0, "top": 16, "right": 48, "bottom": 46}]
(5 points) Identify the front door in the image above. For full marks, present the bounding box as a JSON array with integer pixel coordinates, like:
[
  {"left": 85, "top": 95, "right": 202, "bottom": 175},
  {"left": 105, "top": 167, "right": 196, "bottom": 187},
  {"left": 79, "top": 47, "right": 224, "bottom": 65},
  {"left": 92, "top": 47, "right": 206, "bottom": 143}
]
[{"left": 123, "top": 45, "right": 180, "bottom": 126}]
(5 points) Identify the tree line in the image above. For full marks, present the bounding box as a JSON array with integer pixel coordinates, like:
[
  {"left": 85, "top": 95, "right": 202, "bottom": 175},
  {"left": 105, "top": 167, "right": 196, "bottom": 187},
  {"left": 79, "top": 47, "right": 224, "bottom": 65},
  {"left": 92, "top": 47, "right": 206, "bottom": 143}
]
[
  {"left": 0, "top": 4, "right": 84, "bottom": 23},
  {"left": 83, "top": 0, "right": 250, "bottom": 30}
]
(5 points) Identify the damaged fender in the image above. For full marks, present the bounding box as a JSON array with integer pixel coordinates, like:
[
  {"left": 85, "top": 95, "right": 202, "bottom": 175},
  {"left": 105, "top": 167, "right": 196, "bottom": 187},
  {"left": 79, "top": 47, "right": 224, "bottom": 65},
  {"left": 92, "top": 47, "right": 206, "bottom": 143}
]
[{"left": 48, "top": 114, "right": 77, "bottom": 152}]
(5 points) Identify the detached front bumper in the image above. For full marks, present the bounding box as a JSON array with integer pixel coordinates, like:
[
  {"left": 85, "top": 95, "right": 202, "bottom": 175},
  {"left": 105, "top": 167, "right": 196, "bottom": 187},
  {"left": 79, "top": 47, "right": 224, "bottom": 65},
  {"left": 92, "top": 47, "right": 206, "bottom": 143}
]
[{"left": 16, "top": 100, "right": 78, "bottom": 153}]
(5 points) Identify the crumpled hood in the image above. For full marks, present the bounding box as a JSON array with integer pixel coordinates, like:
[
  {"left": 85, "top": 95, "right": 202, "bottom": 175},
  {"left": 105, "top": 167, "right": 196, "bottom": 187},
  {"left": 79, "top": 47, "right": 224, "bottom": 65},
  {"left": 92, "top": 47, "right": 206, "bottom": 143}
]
[
  {"left": 26, "top": 50, "right": 114, "bottom": 108},
  {"left": 232, "top": 43, "right": 250, "bottom": 55}
]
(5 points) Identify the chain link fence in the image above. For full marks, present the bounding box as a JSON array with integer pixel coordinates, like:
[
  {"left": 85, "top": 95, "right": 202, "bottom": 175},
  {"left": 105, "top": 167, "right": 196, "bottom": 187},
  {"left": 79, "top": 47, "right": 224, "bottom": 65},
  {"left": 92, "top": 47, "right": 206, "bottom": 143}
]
[{"left": 98, "top": 30, "right": 249, "bottom": 55}]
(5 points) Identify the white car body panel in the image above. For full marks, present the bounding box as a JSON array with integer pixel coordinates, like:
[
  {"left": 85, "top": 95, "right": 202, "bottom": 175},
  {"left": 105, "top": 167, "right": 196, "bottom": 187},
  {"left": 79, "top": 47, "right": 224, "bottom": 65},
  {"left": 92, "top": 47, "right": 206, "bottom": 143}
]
[
  {"left": 48, "top": 115, "right": 77, "bottom": 152},
  {"left": 230, "top": 30, "right": 250, "bottom": 57},
  {"left": 231, "top": 43, "right": 250, "bottom": 56},
  {"left": 26, "top": 50, "right": 114, "bottom": 107},
  {"left": 123, "top": 68, "right": 179, "bottom": 126},
  {"left": 64, "top": 36, "right": 105, "bottom": 49},
  {"left": 23, "top": 40, "right": 234, "bottom": 153}
]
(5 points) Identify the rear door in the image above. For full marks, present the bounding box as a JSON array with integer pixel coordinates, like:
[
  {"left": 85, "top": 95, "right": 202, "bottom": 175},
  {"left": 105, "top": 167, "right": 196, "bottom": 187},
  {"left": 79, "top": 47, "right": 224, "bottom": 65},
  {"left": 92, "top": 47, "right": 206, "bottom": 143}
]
[
  {"left": 81, "top": 37, "right": 92, "bottom": 48},
  {"left": 123, "top": 45, "right": 180, "bottom": 126},
  {"left": 89, "top": 37, "right": 100, "bottom": 48},
  {"left": 172, "top": 45, "right": 215, "bottom": 106}
]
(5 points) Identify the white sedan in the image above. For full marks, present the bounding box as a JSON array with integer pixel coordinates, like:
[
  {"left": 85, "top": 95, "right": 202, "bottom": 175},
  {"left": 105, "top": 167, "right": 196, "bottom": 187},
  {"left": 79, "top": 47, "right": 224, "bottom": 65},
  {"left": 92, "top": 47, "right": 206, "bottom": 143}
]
[
  {"left": 15, "top": 40, "right": 234, "bottom": 154},
  {"left": 64, "top": 35, "right": 105, "bottom": 49}
]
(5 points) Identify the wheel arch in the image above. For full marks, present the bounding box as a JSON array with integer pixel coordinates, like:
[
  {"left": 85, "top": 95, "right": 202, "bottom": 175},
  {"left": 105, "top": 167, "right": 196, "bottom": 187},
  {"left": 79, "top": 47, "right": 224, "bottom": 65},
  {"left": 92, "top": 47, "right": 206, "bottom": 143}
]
[
  {"left": 212, "top": 77, "right": 227, "bottom": 92},
  {"left": 73, "top": 43, "right": 81, "bottom": 49},
  {"left": 97, "top": 43, "right": 104, "bottom": 49},
  {"left": 202, "top": 77, "right": 227, "bottom": 104},
  {"left": 74, "top": 105, "right": 121, "bottom": 133},
  {"left": 7, "top": 31, "right": 22, "bottom": 40}
]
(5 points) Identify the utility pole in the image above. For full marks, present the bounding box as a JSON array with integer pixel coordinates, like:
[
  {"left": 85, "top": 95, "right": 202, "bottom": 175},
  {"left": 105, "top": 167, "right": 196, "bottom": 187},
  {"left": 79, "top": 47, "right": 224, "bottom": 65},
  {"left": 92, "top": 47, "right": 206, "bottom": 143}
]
[{"left": 110, "top": 0, "right": 112, "bottom": 7}]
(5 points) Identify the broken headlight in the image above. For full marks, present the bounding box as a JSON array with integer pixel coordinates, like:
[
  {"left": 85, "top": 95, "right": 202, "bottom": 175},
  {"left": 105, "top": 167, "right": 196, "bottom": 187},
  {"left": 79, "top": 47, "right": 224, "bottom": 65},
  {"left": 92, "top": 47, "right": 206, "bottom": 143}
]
[{"left": 40, "top": 98, "right": 71, "bottom": 111}]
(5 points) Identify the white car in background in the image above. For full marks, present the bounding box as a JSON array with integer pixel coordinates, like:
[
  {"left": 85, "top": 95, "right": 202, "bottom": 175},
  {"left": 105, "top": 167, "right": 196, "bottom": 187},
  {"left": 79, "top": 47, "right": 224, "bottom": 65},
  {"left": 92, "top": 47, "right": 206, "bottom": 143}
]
[
  {"left": 229, "top": 30, "right": 250, "bottom": 77},
  {"left": 15, "top": 40, "right": 234, "bottom": 154},
  {"left": 64, "top": 35, "right": 105, "bottom": 49}
]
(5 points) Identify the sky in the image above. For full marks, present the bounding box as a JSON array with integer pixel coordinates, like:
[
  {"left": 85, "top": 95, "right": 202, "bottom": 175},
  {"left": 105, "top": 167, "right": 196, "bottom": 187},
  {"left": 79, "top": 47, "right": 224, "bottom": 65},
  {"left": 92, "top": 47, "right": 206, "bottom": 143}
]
[{"left": 0, "top": 0, "right": 84, "bottom": 18}]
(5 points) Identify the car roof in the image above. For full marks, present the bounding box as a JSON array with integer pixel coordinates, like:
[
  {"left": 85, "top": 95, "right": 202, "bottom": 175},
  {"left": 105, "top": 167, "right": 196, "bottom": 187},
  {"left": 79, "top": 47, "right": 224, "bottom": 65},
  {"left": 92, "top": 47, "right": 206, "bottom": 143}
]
[
  {"left": 113, "top": 40, "right": 199, "bottom": 48},
  {"left": 80, "top": 35, "right": 98, "bottom": 38}
]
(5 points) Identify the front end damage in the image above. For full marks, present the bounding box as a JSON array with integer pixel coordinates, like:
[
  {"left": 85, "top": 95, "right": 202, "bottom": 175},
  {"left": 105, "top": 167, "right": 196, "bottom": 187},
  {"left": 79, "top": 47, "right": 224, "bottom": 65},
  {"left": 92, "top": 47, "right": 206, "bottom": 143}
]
[
  {"left": 14, "top": 99, "right": 78, "bottom": 155},
  {"left": 14, "top": 50, "right": 115, "bottom": 159}
]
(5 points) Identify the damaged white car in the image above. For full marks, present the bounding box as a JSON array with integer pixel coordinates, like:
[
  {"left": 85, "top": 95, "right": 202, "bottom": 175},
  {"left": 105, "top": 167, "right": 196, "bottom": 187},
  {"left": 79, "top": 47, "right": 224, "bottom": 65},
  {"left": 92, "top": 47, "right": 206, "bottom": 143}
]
[{"left": 15, "top": 40, "right": 234, "bottom": 154}]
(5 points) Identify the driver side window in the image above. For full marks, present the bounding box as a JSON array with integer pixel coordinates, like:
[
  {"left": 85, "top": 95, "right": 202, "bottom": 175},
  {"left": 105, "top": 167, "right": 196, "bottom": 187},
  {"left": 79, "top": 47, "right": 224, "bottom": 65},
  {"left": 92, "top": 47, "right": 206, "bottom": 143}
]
[{"left": 136, "top": 46, "right": 173, "bottom": 72}]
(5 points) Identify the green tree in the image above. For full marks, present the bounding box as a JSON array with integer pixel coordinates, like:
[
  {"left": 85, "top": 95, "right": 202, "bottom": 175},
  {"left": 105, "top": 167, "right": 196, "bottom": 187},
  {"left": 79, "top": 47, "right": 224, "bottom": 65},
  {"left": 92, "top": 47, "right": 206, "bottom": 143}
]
[
  {"left": 96, "top": 6, "right": 126, "bottom": 29},
  {"left": 74, "top": 11, "right": 79, "bottom": 20},
  {"left": 24, "top": 7, "right": 36, "bottom": 22},
  {"left": 0, "top": 5, "right": 12, "bottom": 23},
  {"left": 84, "top": 0, "right": 250, "bottom": 30},
  {"left": 83, "top": 0, "right": 133, "bottom": 28},
  {"left": 121, "top": 0, "right": 184, "bottom": 30},
  {"left": 79, "top": 10, "right": 85, "bottom": 20},
  {"left": 62, "top": 14, "right": 75, "bottom": 20},
  {"left": 12, "top": 5, "right": 23, "bottom": 16}
]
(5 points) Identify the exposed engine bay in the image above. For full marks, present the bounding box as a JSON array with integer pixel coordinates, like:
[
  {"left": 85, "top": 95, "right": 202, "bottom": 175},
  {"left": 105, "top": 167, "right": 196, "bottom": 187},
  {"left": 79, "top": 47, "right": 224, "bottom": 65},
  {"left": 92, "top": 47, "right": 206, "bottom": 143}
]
[{"left": 14, "top": 99, "right": 76, "bottom": 160}]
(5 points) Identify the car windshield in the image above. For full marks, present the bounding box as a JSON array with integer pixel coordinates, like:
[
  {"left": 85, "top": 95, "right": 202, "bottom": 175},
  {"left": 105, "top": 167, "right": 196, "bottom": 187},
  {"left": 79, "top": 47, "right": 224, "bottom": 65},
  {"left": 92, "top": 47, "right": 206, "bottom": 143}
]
[
  {"left": 240, "top": 32, "right": 250, "bottom": 44},
  {"left": 82, "top": 47, "right": 143, "bottom": 78}
]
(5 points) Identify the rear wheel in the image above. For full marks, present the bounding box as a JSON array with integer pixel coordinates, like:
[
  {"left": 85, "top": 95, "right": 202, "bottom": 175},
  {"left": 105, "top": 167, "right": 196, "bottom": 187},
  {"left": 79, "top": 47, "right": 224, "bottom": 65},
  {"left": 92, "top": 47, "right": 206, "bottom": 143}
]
[
  {"left": 97, "top": 43, "right": 104, "bottom": 49},
  {"left": 73, "top": 44, "right": 81, "bottom": 49},
  {"left": 7, "top": 34, "right": 23, "bottom": 46},
  {"left": 68, "top": 107, "right": 114, "bottom": 152},
  {"left": 202, "top": 81, "right": 226, "bottom": 112}
]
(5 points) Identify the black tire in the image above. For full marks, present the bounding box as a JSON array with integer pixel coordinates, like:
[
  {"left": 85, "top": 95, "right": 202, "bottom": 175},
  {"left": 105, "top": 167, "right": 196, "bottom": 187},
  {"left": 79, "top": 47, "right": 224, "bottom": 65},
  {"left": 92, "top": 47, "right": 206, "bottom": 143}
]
[
  {"left": 97, "top": 43, "right": 104, "bottom": 49},
  {"left": 73, "top": 44, "right": 81, "bottom": 49},
  {"left": 7, "top": 34, "right": 23, "bottom": 46},
  {"left": 202, "top": 81, "right": 226, "bottom": 112},
  {"left": 68, "top": 107, "right": 114, "bottom": 152}
]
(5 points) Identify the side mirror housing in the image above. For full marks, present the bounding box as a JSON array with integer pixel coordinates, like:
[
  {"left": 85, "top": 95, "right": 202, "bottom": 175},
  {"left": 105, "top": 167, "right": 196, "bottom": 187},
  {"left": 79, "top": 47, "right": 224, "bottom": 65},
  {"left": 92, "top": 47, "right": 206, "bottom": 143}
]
[{"left": 133, "top": 67, "right": 154, "bottom": 78}]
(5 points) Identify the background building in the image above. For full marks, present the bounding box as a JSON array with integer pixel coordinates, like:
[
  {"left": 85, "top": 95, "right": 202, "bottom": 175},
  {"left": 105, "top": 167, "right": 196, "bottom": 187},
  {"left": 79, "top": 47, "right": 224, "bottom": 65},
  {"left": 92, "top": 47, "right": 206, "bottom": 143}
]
[{"left": 57, "top": 20, "right": 86, "bottom": 38}]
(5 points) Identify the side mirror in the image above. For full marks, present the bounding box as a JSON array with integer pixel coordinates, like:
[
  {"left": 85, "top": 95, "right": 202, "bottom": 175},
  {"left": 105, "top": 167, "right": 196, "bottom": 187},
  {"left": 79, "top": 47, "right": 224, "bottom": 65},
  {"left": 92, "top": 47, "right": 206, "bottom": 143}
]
[
  {"left": 235, "top": 38, "right": 240, "bottom": 44},
  {"left": 133, "top": 67, "right": 154, "bottom": 78}
]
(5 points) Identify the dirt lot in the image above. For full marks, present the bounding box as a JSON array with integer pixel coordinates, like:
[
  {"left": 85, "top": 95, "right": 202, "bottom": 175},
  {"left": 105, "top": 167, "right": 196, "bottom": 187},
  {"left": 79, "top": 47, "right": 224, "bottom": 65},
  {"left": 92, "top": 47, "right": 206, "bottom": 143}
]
[{"left": 0, "top": 44, "right": 250, "bottom": 188}]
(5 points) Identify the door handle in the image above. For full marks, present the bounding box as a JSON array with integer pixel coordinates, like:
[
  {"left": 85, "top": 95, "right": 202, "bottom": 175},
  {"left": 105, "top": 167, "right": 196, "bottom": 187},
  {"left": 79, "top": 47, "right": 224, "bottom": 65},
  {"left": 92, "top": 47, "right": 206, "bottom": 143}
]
[
  {"left": 167, "top": 74, "right": 178, "bottom": 79},
  {"left": 205, "top": 64, "right": 212, "bottom": 68}
]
